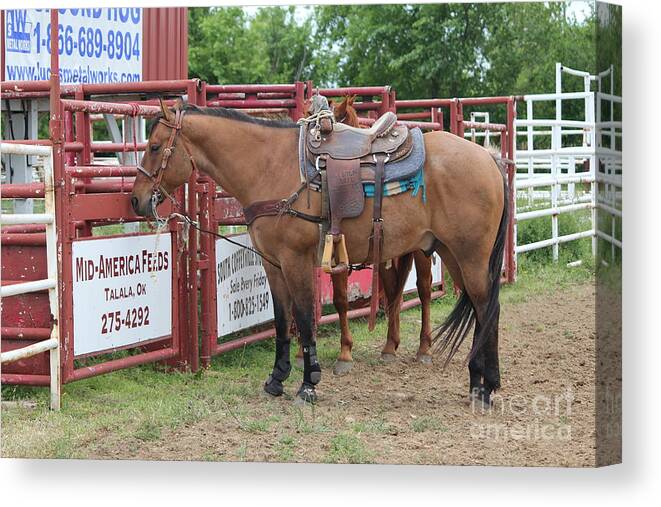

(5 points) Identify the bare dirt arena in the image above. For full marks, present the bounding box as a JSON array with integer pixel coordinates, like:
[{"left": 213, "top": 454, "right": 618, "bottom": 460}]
[{"left": 52, "top": 279, "right": 594, "bottom": 467}]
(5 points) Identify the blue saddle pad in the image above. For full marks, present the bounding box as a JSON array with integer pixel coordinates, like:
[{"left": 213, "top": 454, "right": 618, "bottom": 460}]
[{"left": 305, "top": 127, "right": 426, "bottom": 184}]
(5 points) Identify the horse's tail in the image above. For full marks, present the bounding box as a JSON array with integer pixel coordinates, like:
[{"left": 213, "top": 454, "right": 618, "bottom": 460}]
[{"left": 433, "top": 173, "right": 509, "bottom": 366}]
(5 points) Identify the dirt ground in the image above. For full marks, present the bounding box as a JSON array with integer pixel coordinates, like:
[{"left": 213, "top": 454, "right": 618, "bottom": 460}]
[{"left": 85, "top": 281, "right": 596, "bottom": 467}]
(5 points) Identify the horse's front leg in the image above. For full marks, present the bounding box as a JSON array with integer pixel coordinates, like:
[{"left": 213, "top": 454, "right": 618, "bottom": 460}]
[
  {"left": 281, "top": 254, "right": 321, "bottom": 403},
  {"left": 262, "top": 263, "right": 293, "bottom": 397}
]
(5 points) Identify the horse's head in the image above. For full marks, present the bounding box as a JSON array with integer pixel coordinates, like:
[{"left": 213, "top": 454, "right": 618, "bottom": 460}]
[
  {"left": 332, "top": 95, "right": 356, "bottom": 123},
  {"left": 131, "top": 97, "right": 194, "bottom": 217}
]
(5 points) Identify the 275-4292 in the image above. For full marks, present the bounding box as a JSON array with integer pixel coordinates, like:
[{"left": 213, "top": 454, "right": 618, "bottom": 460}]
[{"left": 101, "top": 306, "right": 150, "bottom": 334}]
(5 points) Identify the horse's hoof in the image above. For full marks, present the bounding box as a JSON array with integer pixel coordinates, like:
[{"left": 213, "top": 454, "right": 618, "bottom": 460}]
[
  {"left": 295, "top": 383, "right": 317, "bottom": 404},
  {"left": 333, "top": 360, "right": 353, "bottom": 376},
  {"left": 295, "top": 357, "right": 304, "bottom": 369},
  {"left": 263, "top": 376, "right": 284, "bottom": 397},
  {"left": 469, "top": 387, "right": 492, "bottom": 412},
  {"left": 416, "top": 353, "right": 433, "bottom": 365},
  {"left": 380, "top": 353, "right": 397, "bottom": 363}
]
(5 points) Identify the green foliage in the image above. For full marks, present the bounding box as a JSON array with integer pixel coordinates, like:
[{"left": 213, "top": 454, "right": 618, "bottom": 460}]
[
  {"left": 312, "top": 2, "right": 597, "bottom": 104},
  {"left": 189, "top": 6, "right": 316, "bottom": 84},
  {"left": 517, "top": 209, "right": 593, "bottom": 265},
  {"left": 188, "top": 3, "right": 603, "bottom": 106}
]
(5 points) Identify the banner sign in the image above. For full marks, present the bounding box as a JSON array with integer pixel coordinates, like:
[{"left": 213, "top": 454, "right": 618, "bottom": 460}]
[
  {"left": 216, "top": 234, "right": 274, "bottom": 337},
  {"left": 4, "top": 8, "right": 142, "bottom": 83},
  {"left": 403, "top": 253, "right": 443, "bottom": 293},
  {"left": 72, "top": 234, "right": 172, "bottom": 356}
]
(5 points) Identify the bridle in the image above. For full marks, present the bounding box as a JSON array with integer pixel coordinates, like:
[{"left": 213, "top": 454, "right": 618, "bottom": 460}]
[{"left": 136, "top": 108, "right": 196, "bottom": 217}]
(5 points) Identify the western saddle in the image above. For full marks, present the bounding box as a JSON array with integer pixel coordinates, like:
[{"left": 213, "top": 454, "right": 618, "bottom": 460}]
[{"left": 302, "top": 95, "right": 413, "bottom": 329}]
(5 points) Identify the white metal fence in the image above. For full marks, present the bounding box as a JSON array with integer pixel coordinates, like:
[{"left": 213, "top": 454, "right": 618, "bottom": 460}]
[
  {"left": 513, "top": 63, "right": 622, "bottom": 264},
  {"left": 0, "top": 143, "right": 61, "bottom": 410}
]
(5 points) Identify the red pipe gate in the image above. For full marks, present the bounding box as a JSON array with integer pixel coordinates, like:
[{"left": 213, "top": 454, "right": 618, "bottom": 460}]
[{"left": 1, "top": 10, "right": 518, "bottom": 406}]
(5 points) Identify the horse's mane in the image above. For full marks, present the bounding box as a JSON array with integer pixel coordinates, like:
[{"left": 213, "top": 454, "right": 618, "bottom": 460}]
[
  {"left": 147, "top": 103, "right": 297, "bottom": 135},
  {"left": 183, "top": 104, "right": 297, "bottom": 129}
]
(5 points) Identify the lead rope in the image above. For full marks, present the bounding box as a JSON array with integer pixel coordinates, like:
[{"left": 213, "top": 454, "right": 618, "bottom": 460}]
[{"left": 147, "top": 189, "right": 281, "bottom": 269}]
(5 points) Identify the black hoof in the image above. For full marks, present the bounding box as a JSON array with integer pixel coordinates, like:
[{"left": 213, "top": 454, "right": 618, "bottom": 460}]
[
  {"left": 470, "top": 386, "right": 492, "bottom": 411},
  {"left": 296, "top": 383, "right": 317, "bottom": 404},
  {"left": 264, "top": 375, "right": 284, "bottom": 397}
]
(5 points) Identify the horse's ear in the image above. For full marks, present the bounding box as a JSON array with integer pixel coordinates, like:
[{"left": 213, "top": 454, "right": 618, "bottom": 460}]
[
  {"left": 348, "top": 95, "right": 356, "bottom": 106},
  {"left": 159, "top": 98, "right": 174, "bottom": 122},
  {"left": 174, "top": 97, "right": 185, "bottom": 111}
]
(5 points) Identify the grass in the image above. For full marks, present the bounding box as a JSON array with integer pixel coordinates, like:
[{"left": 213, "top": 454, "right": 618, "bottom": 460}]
[
  {"left": 410, "top": 416, "right": 446, "bottom": 433},
  {"left": 324, "top": 433, "right": 374, "bottom": 464},
  {"left": 1, "top": 259, "right": 595, "bottom": 461}
]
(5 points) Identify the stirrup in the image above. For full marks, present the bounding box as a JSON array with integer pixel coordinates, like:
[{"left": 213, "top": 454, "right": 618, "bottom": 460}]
[{"left": 321, "top": 233, "right": 349, "bottom": 275}]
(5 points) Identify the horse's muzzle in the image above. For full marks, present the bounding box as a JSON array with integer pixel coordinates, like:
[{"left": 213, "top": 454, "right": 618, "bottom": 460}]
[{"left": 131, "top": 194, "right": 154, "bottom": 217}]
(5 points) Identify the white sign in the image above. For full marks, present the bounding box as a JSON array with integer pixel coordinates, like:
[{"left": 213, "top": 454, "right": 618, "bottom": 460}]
[
  {"left": 72, "top": 234, "right": 172, "bottom": 356},
  {"left": 403, "top": 253, "right": 443, "bottom": 293},
  {"left": 4, "top": 8, "right": 142, "bottom": 84},
  {"left": 216, "top": 234, "right": 274, "bottom": 336}
]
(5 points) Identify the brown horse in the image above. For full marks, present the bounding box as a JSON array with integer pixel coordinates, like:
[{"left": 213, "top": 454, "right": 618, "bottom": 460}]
[
  {"left": 317, "top": 95, "right": 436, "bottom": 375},
  {"left": 131, "top": 98, "right": 508, "bottom": 406}
]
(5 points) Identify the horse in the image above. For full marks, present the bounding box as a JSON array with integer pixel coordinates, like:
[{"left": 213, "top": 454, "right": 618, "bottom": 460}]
[
  {"left": 131, "top": 98, "right": 508, "bottom": 406},
  {"left": 314, "top": 95, "right": 436, "bottom": 375}
]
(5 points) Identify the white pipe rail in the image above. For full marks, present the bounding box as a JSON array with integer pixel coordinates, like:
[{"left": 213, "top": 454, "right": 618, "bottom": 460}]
[
  {"left": 516, "top": 202, "right": 593, "bottom": 222},
  {"left": 0, "top": 213, "right": 54, "bottom": 225},
  {"left": 515, "top": 230, "right": 595, "bottom": 254},
  {"left": 1, "top": 142, "right": 52, "bottom": 157},
  {"left": 1, "top": 279, "right": 57, "bottom": 298},
  {"left": 524, "top": 91, "right": 593, "bottom": 102},
  {"left": 515, "top": 174, "right": 594, "bottom": 189},
  {"left": 1, "top": 339, "right": 59, "bottom": 364},
  {"left": 0, "top": 144, "right": 61, "bottom": 410},
  {"left": 514, "top": 63, "right": 622, "bottom": 263}
]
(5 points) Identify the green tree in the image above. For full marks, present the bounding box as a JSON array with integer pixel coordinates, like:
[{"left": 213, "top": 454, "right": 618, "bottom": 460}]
[
  {"left": 313, "top": 3, "right": 493, "bottom": 98},
  {"left": 188, "top": 6, "right": 318, "bottom": 84}
]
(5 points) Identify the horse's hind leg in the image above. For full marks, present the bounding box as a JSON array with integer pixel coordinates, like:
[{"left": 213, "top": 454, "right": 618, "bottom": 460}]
[
  {"left": 457, "top": 252, "right": 500, "bottom": 407},
  {"left": 331, "top": 270, "right": 354, "bottom": 376},
  {"left": 413, "top": 250, "right": 433, "bottom": 364},
  {"left": 380, "top": 253, "right": 414, "bottom": 362},
  {"left": 262, "top": 263, "right": 293, "bottom": 398},
  {"left": 435, "top": 243, "right": 487, "bottom": 401}
]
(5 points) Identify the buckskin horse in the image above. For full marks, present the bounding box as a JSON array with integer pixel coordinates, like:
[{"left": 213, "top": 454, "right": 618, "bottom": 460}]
[
  {"left": 308, "top": 95, "right": 436, "bottom": 376},
  {"left": 131, "top": 98, "right": 508, "bottom": 406}
]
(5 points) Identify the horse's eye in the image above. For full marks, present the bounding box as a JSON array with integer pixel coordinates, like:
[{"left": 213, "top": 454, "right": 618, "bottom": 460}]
[{"left": 150, "top": 144, "right": 160, "bottom": 152}]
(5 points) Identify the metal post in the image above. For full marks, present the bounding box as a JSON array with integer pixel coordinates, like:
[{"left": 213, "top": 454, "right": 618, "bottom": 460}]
[
  {"left": 506, "top": 98, "right": 517, "bottom": 282},
  {"left": 48, "top": 8, "right": 66, "bottom": 396}
]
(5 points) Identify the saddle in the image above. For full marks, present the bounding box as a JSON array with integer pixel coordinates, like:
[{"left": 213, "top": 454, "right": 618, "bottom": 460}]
[{"left": 303, "top": 96, "right": 414, "bottom": 330}]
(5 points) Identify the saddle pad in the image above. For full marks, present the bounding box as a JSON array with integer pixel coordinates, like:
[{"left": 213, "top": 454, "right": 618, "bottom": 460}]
[{"left": 305, "top": 127, "right": 425, "bottom": 184}]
